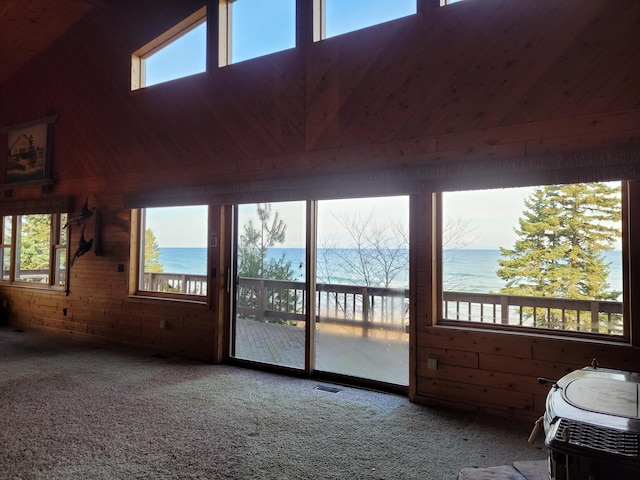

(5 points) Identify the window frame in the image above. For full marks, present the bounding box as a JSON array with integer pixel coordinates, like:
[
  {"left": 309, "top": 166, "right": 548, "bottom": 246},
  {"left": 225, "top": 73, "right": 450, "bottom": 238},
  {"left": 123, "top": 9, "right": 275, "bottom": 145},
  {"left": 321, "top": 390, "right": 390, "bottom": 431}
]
[
  {"left": 131, "top": 6, "right": 207, "bottom": 91},
  {"left": 1, "top": 215, "right": 13, "bottom": 281},
  {"left": 434, "top": 181, "right": 631, "bottom": 341},
  {"left": 0, "top": 213, "right": 69, "bottom": 290},
  {"left": 218, "top": 0, "right": 297, "bottom": 67},
  {"left": 131, "top": 206, "right": 210, "bottom": 302},
  {"left": 313, "top": 0, "right": 417, "bottom": 42}
]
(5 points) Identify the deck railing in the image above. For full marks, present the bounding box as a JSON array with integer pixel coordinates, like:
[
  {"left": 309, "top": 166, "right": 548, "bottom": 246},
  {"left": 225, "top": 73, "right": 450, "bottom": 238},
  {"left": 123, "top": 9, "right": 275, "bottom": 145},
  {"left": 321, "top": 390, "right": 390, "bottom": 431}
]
[
  {"left": 143, "top": 272, "right": 207, "bottom": 295},
  {"left": 443, "top": 291, "right": 623, "bottom": 334},
  {"left": 236, "top": 277, "right": 409, "bottom": 337},
  {"left": 144, "top": 273, "right": 623, "bottom": 335}
]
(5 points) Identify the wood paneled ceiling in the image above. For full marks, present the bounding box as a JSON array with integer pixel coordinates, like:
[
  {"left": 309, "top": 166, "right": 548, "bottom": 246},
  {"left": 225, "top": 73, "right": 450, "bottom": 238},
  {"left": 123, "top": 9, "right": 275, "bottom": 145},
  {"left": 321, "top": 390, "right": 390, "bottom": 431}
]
[{"left": 0, "top": 0, "right": 103, "bottom": 85}]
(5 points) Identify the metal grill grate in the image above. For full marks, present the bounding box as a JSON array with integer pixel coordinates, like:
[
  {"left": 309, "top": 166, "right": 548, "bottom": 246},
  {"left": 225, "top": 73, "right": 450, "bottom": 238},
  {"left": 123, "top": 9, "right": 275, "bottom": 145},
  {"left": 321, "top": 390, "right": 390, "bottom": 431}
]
[{"left": 555, "top": 419, "right": 640, "bottom": 457}]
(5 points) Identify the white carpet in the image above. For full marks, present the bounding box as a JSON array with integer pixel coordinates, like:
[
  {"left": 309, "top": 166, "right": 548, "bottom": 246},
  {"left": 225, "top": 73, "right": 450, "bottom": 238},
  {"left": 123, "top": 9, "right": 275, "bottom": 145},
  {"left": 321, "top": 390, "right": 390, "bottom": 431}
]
[{"left": 0, "top": 328, "right": 548, "bottom": 479}]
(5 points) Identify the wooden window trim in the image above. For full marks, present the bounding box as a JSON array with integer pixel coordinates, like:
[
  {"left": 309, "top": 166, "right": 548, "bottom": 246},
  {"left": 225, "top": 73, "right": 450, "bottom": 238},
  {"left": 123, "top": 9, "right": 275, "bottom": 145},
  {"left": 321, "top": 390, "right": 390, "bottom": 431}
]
[
  {"left": 131, "top": 6, "right": 207, "bottom": 91},
  {"left": 1, "top": 213, "right": 69, "bottom": 291},
  {"left": 131, "top": 207, "right": 212, "bottom": 304},
  {"left": 434, "top": 182, "right": 632, "bottom": 342}
]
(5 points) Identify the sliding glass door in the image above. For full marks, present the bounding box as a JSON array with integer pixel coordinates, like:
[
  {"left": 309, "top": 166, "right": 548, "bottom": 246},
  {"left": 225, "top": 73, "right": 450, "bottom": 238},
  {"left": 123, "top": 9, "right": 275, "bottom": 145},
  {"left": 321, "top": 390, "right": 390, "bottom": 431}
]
[
  {"left": 315, "top": 197, "right": 409, "bottom": 386},
  {"left": 230, "top": 202, "right": 308, "bottom": 369},
  {"left": 230, "top": 197, "right": 409, "bottom": 387}
]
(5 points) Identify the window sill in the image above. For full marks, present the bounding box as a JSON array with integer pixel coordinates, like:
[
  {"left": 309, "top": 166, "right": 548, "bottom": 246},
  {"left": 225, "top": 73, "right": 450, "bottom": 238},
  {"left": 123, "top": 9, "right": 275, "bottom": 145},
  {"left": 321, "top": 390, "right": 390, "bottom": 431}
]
[
  {"left": 434, "top": 320, "right": 630, "bottom": 345},
  {"left": 0, "top": 282, "right": 67, "bottom": 293},
  {"left": 127, "top": 294, "right": 210, "bottom": 308}
]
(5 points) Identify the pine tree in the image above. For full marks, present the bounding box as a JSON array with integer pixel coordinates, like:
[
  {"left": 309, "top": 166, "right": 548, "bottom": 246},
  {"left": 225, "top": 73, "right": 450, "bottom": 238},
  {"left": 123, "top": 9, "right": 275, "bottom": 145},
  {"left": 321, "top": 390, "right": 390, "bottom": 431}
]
[
  {"left": 18, "top": 214, "right": 51, "bottom": 271},
  {"left": 498, "top": 183, "right": 620, "bottom": 299},
  {"left": 238, "top": 204, "right": 295, "bottom": 324},
  {"left": 497, "top": 183, "right": 621, "bottom": 330},
  {"left": 144, "top": 228, "right": 163, "bottom": 273}
]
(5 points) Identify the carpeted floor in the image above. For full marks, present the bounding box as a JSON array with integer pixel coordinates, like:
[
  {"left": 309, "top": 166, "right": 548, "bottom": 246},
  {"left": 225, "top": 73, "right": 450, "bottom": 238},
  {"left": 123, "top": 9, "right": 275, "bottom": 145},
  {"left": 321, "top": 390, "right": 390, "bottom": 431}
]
[{"left": 0, "top": 327, "right": 548, "bottom": 479}]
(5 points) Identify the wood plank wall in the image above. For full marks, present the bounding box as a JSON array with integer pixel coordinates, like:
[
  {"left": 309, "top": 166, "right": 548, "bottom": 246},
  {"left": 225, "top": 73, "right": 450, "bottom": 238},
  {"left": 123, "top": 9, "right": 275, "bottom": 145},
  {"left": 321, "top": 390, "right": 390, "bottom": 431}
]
[{"left": 0, "top": 0, "right": 639, "bottom": 420}]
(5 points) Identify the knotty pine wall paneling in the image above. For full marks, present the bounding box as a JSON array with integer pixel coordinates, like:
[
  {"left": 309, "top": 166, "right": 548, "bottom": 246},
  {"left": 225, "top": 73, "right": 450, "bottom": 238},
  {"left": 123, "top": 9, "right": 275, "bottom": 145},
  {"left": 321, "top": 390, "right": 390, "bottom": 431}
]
[{"left": 0, "top": 0, "right": 639, "bottom": 420}]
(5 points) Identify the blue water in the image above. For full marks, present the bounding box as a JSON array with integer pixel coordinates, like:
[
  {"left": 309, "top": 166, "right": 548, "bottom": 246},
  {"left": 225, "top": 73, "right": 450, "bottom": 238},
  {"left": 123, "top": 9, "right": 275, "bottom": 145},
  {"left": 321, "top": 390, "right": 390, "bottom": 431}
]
[
  {"left": 158, "top": 248, "right": 623, "bottom": 296},
  {"left": 158, "top": 248, "right": 208, "bottom": 275}
]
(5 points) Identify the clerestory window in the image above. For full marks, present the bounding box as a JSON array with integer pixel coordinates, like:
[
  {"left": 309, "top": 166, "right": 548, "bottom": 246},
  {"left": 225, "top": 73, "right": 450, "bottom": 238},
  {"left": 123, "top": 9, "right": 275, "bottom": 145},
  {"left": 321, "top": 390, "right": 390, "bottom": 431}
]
[
  {"left": 437, "top": 181, "right": 627, "bottom": 338},
  {"left": 313, "top": 0, "right": 416, "bottom": 41},
  {"left": 131, "top": 7, "right": 207, "bottom": 90},
  {"left": 219, "top": 0, "right": 296, "bottom": 66}
]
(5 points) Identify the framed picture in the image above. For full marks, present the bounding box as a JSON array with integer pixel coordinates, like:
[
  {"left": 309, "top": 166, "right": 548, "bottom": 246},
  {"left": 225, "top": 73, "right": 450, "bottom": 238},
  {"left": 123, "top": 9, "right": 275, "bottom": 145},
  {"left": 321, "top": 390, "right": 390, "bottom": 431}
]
[{"left": 2, "top": 115, "right": 56, "bottom": 187}]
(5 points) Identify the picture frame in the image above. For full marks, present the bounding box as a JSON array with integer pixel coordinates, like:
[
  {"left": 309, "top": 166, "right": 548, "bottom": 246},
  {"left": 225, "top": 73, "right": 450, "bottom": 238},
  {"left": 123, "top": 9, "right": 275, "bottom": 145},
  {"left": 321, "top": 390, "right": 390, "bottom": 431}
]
[{"left": 2, "top": 115, "right": 56, "bottom": 189}]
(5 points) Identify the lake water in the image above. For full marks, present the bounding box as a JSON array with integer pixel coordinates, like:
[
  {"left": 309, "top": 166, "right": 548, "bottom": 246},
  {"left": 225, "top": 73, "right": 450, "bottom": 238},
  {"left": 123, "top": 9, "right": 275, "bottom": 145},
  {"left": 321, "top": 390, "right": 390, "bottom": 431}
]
[{"left": 158, "top": 248, "right": 623, "bottom": 297}]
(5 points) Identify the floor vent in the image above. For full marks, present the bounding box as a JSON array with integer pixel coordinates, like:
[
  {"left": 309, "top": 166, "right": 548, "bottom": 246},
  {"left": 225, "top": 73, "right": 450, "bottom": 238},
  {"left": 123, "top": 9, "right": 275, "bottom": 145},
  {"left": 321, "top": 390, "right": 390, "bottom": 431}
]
[
  {"left": 315, "top": 385, "right": 342, "bottom": 394},
  {"left": 13, "top": 329, "right": 24, "bottom": 333},
  {"left": 151, "top": 354, "right": 170, "bottom": 359}
]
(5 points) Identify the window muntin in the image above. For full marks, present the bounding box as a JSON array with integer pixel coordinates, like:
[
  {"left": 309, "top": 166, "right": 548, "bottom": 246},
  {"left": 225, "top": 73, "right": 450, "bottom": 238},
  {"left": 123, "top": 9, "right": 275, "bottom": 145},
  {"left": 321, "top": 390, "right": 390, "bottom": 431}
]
[
  {"left": 137, "top": 206, "right": 208, "bottom": 298},
  {"left": 439, "top": 182, "right": 625, "bottom": 337},
  {"left": 314, "top": 0, "right": 416, "bottom": 41},
  {"left": 0, "top": 213, "right": 67, "bottom": 288},
  {"left": 131, "top": 7, "right": 207, "bottom": 90},
  {"left": 219, "top": 0, "right": 296, "bottom": 66}
]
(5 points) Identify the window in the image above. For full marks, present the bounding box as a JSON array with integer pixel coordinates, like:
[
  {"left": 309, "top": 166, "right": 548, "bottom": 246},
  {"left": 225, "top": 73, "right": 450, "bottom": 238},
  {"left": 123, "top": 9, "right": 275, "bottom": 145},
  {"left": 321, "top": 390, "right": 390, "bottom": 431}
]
[
  {"left": 136, "top": 206, "right": 208, "bottom": 298},
  {"left": 131, "top": 7, "right": 207, "bottom": 90},
  {"left": 1, "top": 216, "right": 12, "bottom": 281},
  {"left": 0, "top": 213, "right": 68, "bottom": 288},
  {"left": 440, "top": 0, "right": 466, "bottom": 5},
  {"left": 54, "top": 214, "right": 68, "bottom": 286},
  {"left": 314, "top": 0, "right": 416, "bottom": 41},
  {"left": 438, "top": 182, "right": 626, "bottom": 337},
  {"left": 219, "top": 0, "right": 296, "bottom": 66}
]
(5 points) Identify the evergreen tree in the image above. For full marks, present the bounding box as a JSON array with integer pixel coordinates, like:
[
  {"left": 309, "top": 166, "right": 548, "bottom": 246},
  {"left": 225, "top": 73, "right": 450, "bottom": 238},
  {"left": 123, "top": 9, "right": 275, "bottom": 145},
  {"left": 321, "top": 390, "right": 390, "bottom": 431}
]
[
  {"left": 497, "top": 183, "right": 621, "bottom": 330},
  {"left": 238, "top": 204, "right": 294, "bottom": 281},
  {"left": 18, "top": 214, "right": 51, "bottom": 270},
  {"left": 144, "top": 228, "right": 163, "bottom": 273},
  {"left": 238, "top": 204, "right": 295, "bottom": 324}
]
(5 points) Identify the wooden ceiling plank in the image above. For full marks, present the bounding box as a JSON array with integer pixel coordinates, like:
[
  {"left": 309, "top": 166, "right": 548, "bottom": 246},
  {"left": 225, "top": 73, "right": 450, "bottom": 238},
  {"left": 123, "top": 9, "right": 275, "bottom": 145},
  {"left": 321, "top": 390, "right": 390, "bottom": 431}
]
[
  {"left": 580, "top": 52, "right": 640, "bottom": 115},
  {"left": 0, "top": 0, "right": 93, "bottom": 84}
]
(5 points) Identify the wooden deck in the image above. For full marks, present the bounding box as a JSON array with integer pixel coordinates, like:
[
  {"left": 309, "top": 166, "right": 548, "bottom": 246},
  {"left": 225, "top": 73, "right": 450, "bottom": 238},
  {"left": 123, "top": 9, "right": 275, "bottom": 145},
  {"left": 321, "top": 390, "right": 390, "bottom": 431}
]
[{"left": 233, "top": 318, "right": 409, "bottom": 386}]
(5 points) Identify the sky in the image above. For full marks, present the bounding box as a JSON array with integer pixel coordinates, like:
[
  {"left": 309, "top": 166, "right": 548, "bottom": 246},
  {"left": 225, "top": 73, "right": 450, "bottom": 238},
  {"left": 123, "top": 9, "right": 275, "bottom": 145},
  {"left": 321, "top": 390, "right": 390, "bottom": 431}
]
[
  {"left": 443, "top": 187, "right": 534, "bottom": 249},
  {"left": 145, "top": 0, "right": 417, "bottom": 83},
  {"left": 140, "top": 1, "right": 614, "bottom": 252}
]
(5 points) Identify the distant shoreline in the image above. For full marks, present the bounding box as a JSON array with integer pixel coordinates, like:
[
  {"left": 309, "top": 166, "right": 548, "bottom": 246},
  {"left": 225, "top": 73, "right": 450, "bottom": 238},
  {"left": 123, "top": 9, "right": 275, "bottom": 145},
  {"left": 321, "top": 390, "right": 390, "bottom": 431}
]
[{"left": 157, "top": 247, "right": 623, "bottom": 297}]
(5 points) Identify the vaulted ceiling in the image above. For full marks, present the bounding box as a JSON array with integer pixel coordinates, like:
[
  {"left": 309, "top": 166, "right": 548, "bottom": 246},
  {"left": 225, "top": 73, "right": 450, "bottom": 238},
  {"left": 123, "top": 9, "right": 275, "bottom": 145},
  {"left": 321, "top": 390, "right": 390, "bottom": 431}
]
[{"left": 0, "top": 0, "right": 103, "bottom": 85}]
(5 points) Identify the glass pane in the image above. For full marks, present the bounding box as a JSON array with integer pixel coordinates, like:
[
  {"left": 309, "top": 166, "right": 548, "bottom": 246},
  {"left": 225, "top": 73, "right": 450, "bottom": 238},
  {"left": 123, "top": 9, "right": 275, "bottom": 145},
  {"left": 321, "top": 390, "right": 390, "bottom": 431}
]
[
  {"left": 230, "top": 0, "right": 296, "bottom": 64},
  {"left": 2, "top": 247, "right": 10, "bottom": 281},
  {"left": 16, "top": 214, "right": 51, "bottom": 284},
  {"left": 442, "top": 182, "right": 623, "bottom": 335},
  {"left": 140, "top": 206, "right": 208, "bottom": 296},
  {"left": 324, "top": 0, "right": 415, "bottom": 39},
  {"left": 59, "top": 213, "right": 68, "bottom": 245},
  {"left": 55, "top": 247, "right": 67, "bottom": 286},
  {"left": 316, "top": 196, "right": 409, "bottom": 386},
  {"left": 3, "top": 216, "right": 12, "bottom": 244},
  {"left": 232, "top": 202, "right": 307, "bottom": 369},
  {"left": 144, "top": 21, "right": 207, "bottom": 87}
]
